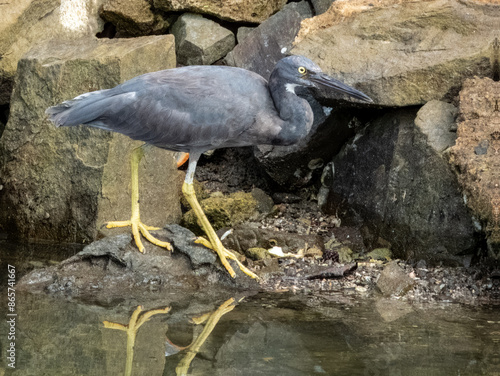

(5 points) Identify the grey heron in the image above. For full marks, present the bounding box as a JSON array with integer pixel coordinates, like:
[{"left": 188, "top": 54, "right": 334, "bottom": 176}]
[{"left": 46, "top": 55, "right": 372, "bottom": 279}]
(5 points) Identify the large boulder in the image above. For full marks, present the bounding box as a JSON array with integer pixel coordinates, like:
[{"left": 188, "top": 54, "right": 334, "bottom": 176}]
[
  {"left": 254, "top": 107, "right": 369, "bottom": 187},
  {"left": 0, "top": 35, "right": 182, "bottom": 243},
  {"left": 320, "top": 107, "right": 478, "bottom": 264},
  {"left": 153, "top": 0, "right": 288, "bottom": 23},
  {"left": 0, "top": 0, "right": 106, "bottom": 105},
  {"left": 292, "top": 0, "right": 496, "bottom": 107},
  {"left": 449, "top": 77, "right": 500, "bottom": 258}
]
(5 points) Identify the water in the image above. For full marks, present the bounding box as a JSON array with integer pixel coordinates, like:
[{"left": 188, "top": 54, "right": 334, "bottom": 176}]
[{"left": 1, "top": 242, "right": 499, "bottom": 375}]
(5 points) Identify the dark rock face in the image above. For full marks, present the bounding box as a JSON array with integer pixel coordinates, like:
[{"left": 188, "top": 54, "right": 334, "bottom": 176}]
[
  {"left": 321, "top": 108, "right": 478, "bottom": 264},
  {"left": 254, "top": 107, "right": 366, "bottom": 187},
  {"left": 449, "top": 78, "right": 500, "bottom": 258}
]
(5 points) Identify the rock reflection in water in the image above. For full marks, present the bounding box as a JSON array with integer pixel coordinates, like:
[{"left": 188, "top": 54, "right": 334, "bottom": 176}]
[{"left": 3, "top": 291, "right": 499, "bottom": 375}]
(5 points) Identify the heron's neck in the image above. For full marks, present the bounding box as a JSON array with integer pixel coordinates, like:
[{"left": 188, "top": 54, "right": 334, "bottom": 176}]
[{"left": 269, "top": 77, "right": 313, "bottom": 145}]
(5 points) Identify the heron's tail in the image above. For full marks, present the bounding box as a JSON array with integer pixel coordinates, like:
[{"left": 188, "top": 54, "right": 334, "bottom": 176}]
[{"left": 46, "top": 89, "right": 111, "bottom": 127}]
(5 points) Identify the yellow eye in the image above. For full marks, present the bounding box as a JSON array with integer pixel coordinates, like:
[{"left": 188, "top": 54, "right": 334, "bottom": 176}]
[{"left": 298, "top": 66, "right": 307, "bottom": 75}]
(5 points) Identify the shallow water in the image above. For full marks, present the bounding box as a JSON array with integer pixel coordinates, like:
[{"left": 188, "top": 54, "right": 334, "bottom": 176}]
[{"left": 1, "top": 242, "right": 499, "bottom": 376}]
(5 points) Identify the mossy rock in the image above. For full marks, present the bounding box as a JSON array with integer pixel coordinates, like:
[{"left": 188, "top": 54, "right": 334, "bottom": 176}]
[
  {"left": 181, "top": 190, "right": 272, "bottom": 235},
  {"left": 245, "top": 247, "right": 271, "bottom": 261},
  {"left": 366, "top": 248, "right": 392, "bottom": 261}
]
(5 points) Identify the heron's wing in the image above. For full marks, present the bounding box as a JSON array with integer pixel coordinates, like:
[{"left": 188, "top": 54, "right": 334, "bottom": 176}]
[{"left": 49, "top": 66, "right": 282, "bottom": 152}]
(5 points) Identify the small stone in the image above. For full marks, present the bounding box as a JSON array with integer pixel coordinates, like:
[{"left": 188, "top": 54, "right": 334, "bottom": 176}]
[{"left": 376, "top": 261, "right": 414, "bottom": 297}]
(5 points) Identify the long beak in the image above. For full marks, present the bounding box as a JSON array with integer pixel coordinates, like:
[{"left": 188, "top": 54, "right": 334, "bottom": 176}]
[{"left": 309, "top": 72, "right": 373, "bottom": 103}]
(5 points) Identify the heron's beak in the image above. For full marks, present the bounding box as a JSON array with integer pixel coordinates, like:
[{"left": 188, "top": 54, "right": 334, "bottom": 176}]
[{"left": 309, "top": 72, "right": 373, "bottom": 103}]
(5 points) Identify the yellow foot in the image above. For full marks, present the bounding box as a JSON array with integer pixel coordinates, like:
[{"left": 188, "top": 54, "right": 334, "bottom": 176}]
[
  {"left": 195, "top": 237, "right": 259, "bottom": 279},
  {"left": 106, "top": 219, "right": 172, "bottom": 253}
]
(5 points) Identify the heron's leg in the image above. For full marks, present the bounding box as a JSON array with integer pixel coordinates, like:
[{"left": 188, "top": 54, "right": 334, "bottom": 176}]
[
  {"left": 105, "top": 146, "right": 173, "bottom": 253},
  {"left": 103, "top": 305, "right": 171, "bottom": 376},
  {"left": 176, "top": 298, "right": 238, "bottom": 375},
  {"left": 182, "top": 154, "right": 258, "bottom": 279}
]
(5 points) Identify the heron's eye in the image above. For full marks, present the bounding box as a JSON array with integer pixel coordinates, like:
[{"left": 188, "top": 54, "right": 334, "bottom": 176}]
[{"left": 298, "top": 66, "right": 307, "bottom": 75}]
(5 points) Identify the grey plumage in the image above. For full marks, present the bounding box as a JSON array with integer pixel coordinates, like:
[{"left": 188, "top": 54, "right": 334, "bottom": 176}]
[{"left": 46, "top": 56, "right": 372, "bottom": 157}]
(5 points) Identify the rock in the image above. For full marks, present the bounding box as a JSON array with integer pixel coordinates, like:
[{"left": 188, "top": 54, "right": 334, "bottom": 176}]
[
  {"left": 293, "top": 0, "right": 496, "bottom": 106},
  {"left": 254, "top": 109, "right": 366, "bottom": 187},
  {"left": 170, "top": 13, "right": 235, "bottom": 66},
  {"left": 246, "top": 247, "right": 272, "bottom": 260},
  {"left": 449, "top": 77, "right": 500, "bottom": 258},
  {"left": 321, "top": 107, "right": 478, "bottom": 263},
  {"left": 225, "top": 2, "right": 312, "bottom": 80},
  {"left": 376, "top": 261, "right": 414, "bottom": 296},
  {"left": 181, "top": 189, "right": 273, "bottom": 235},
  {"left": 305, "top": 262, "right": 357, "bottom": 280},
  {"left": 366, "top": 248, "right": 392, "bottom": 262},
  {"left": 0, "top": 36, "right": 182, "bottom": 243},
  {"left": 0, "top": 0, "right": 106, "bottom": 105},
  {"left": 414, "top": 100, "right": 458, "bottom": 153},
  {"left": 310, "top": 0, "right": 335, "bottom": 15},
  {"left": 153, "top": 0, "right": 287, "bottom": 23},
  {"left": 236, "top": 26, "right": 255, "bottom": 43},
  {"left": 337, "top": 247, "right": 354, "bottom": 263},
  {"left": 17, "top": 224, "right": 259, "bottom": 299},
  {"left": 99, "top": 0, "right": 170, "bottom": 36}
]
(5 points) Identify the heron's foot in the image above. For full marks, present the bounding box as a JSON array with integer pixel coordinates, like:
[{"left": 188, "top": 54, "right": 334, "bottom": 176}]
[
  {"left": 195, "top": 237, "right": 259, "bottom": 279},
  {"left": 106, "top": 219, "right": 172, "bottom": 253}
]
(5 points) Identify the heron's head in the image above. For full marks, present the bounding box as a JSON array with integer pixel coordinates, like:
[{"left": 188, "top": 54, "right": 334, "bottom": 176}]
[{"left": 272, "top": 55, "right": 372, "bottom": 103}]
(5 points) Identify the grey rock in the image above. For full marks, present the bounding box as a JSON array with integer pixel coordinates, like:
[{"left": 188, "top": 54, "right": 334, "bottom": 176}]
[
  {"left": 415, "top": 100, "right": 458, "bottom": 153},
  {"left": 0, "top": 36, "right": 181, "bottom": 243},
  {"left": 18, "top": 224, "right": 259, "bottom": 299},
  {"left": 321, "top": 107, "right": 477, "bottom": 263},
  {"left": 170, "top": 13, "right": 235, "bottom": 66},
  {"left": 225, "top": 2, "right": 312, "bottom": 80},
  {"left": 236, "top": 27, "right": 256, "bottom": 43},
  {"left": 310, "top": 0, "right": 335, "bottom": 15}
]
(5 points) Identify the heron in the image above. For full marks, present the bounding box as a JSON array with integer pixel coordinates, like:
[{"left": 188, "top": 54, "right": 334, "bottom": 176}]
[{"left": 46, "top": 55, "right": 372, "bottom": 279}]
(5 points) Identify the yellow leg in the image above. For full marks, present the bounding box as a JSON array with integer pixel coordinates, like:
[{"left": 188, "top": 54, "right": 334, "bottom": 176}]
[
  {"left": 182, "top": 182, "right": 258, "bottom": 279},
  {"left": 105, "top": 147, "right": 172, "bottom": 253},
  {"left": 103, "top": 305, "right": 171, "bottom": 376},
  {"left": 176, "top": 298, "right": 237, "bottom": 375}
]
